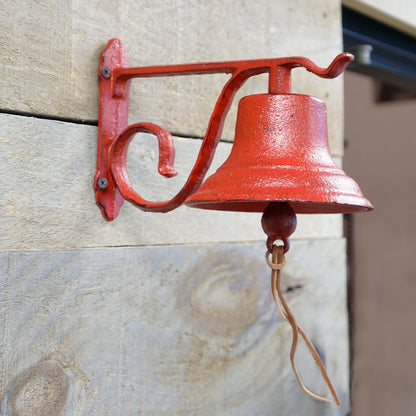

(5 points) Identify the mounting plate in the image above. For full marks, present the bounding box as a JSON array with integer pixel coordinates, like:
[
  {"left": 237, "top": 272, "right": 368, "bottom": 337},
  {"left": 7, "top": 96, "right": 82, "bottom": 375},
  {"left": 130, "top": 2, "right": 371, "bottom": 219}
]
[{"left": 94, "top": 39, "right": 131, "bottom": 221}]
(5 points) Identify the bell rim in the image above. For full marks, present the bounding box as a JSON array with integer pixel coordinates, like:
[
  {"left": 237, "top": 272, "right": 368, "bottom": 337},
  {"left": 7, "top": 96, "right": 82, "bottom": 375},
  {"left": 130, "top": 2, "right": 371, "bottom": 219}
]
[
  {"left": 185, "top": 165, "right": 374, "bottom": 214},
  {"left": 185, "top": 198, "right": 373, "bottom": 213}
]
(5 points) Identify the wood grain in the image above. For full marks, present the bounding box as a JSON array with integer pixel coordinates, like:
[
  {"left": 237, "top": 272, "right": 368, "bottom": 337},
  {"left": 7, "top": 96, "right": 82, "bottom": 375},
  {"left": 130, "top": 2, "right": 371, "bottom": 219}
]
[
  {"left": 0, "top": 0, "right": 345, "bottom": 155},
  {"left": 0, "top": 239, "right": 349, "bottom": 415},
  {"left": 0, "top": 113, "right": 343, "bottom": 250}
]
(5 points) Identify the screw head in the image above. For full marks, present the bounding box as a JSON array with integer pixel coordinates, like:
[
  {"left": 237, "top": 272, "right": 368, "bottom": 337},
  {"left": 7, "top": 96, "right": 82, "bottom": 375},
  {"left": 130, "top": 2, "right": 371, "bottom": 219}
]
[
  {"left": 101, "top": 66, "right": 111, "bottom": 78},
  {"left": 97, "top": 177, "right": 108, "bottom": 189}
]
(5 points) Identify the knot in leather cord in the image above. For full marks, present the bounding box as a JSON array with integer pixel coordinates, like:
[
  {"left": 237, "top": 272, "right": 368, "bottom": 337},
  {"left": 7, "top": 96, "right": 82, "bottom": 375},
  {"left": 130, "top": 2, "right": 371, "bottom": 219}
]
[{"left": 265, "top": 250, "right": 285, "bottom": 270}]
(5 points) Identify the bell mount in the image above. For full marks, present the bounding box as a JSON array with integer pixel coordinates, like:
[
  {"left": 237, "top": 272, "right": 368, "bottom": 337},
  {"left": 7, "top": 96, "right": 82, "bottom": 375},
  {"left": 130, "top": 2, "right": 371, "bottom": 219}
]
[{"left": 95, "top": 38, "right": 356, "bottom": 221}]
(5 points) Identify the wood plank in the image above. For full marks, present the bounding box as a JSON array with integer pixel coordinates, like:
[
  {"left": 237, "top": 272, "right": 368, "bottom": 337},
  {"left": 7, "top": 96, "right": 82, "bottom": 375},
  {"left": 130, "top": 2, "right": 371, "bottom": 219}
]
[
  {"left": 0, "top": 0, "right": 345, "bottom": 155},
  {"left": 0, "top": 239, "right": 349, "bottom": 415},
  {"left": 0, "top": 113, "right": 343, "bottom": 250}
]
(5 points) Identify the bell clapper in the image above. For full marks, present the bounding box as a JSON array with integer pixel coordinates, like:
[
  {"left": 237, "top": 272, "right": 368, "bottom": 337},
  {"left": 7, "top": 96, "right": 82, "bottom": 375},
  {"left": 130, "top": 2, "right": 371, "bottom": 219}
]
[
  {"left": 262, "top": 202, "right": 340, "bottom": 406},
  {"left": 261, "top": 201, "right": 297, "bottom": 252}
]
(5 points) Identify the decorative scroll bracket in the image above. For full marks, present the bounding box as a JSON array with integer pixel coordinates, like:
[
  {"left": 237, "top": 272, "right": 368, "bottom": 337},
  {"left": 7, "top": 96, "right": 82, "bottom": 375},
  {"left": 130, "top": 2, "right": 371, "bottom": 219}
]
[{"left": 94, "top": 38, "right": 354, "bottom": 221}]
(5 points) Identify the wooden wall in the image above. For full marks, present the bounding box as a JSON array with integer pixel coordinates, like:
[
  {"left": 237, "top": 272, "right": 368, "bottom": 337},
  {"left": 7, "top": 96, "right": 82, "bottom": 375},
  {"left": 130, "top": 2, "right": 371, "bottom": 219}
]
[{"left": 0, "top": 1, "right": 349, "bottom": 414}]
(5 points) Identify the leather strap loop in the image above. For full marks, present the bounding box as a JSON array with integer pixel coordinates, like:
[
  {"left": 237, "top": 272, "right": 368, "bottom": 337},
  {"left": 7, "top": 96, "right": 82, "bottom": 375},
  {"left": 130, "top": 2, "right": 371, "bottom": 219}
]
[{"left": 267, "top": 244, "right": 340, "bottom": 406}]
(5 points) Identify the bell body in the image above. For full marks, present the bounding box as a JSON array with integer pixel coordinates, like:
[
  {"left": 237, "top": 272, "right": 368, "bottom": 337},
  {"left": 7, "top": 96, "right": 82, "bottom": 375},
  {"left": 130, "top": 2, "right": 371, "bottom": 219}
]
[{"left": 186, "top": 93, "right": 373, "bottom": 213}]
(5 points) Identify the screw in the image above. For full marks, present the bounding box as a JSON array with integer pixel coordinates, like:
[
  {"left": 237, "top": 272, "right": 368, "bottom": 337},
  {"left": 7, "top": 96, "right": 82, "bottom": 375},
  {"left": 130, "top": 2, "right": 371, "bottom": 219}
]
[
  {"left": 97, "top": 177, "right": 108, "bottom": 189},
  {"left": 101, "top": 66, "right": 111, "bottom": 78}
]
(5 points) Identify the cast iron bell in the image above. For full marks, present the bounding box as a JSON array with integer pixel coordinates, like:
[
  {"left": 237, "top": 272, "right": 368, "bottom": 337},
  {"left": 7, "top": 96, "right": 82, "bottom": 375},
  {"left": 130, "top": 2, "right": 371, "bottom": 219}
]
[{"left": 186, "top": 93, "right": 372, "bottom": 214}]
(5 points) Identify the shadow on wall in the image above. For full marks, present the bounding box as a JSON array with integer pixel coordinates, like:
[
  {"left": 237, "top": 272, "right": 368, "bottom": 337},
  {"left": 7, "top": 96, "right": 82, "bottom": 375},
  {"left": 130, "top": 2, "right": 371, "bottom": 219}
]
[{"left": 344, "top": 70, "right": 416, "bottom": 416}]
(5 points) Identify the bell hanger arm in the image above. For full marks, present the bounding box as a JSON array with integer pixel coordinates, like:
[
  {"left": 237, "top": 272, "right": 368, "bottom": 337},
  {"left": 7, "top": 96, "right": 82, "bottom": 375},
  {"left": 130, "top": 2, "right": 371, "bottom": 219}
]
[{"left": 111, "top": 52, "right": 354, "bottom": 97}]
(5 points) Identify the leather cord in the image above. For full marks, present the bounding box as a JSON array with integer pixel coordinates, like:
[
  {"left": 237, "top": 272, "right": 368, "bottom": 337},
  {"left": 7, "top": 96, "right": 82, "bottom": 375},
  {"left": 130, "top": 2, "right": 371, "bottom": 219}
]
[{"left": 266, "top": 244, "right": 340, "bottom": 406}]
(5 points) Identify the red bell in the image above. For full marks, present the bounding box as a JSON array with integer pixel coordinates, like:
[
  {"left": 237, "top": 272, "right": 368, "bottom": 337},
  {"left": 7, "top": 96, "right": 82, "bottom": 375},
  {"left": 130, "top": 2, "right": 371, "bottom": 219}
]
[
  {"left": 186, "top": 92, "right": 373, "bottom": 214},
  {"left": 96, "top": 43, "right": 373, "bottom": 406}
]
